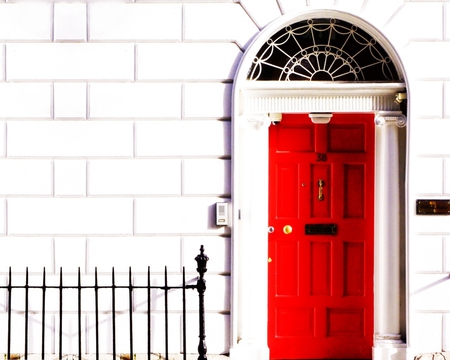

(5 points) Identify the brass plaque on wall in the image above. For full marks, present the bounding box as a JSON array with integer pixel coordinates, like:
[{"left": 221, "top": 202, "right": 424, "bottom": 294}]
[
  {"left": 416, "top": 200, "right": 450, "bottom": 215},
  {"left": 305, "top": 224, "right": 337, "bottom": 235}
]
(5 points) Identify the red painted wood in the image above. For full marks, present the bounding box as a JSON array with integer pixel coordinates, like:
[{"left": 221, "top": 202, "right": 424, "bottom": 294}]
[{"left": 268, "top": 113, "right": 374, "bottom": 359}]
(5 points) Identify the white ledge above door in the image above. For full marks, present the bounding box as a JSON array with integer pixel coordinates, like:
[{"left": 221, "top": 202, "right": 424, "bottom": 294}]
[{"left": 238, "top": 81, "right": 407, "bottom": 115}]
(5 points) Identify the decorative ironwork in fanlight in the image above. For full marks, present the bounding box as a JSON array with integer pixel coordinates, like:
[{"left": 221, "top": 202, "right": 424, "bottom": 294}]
[{"left": 247, "top": 18, "right": 400, "bottom": 82}]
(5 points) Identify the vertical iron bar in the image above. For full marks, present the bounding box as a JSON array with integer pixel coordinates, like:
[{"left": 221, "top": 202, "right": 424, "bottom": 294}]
[
  {"left": 78, "top": 268, "right": 82, "bottom": 360},
  {"left": 147, "top": 266, "right": 151, "bottom": 360},
  {"left": 7, "top": 267, "right": 12, "bottom": 360},
  {"left": 25, "top": 267, "right": 29, "bottom": 359},
  {"left": 41, "top": 268, "right": 46, "bottom": 360},
  {"left": 128, "top": 267, "right": 134, "bottom": 360},
  {"left": 164, "top": 266, "right": 168, "bottom": 360},
  {"left": 182, "top": 266, "right": 187, "bottom": 360},
  {"left": 95, "top": 267, "right": 99, "bottom": 360},
  {"left": 112, "top": 267, "right": 116, "bottom": 360},
  {"left": 195, "top": 246, "right": 209, "bottom": 360},
  {"left": 59, "top": 268, "right": 63, "bottom": 360}
]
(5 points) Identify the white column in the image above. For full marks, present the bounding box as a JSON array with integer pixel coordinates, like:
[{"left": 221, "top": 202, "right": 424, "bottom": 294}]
[
  {"left": 373, "top": 112, "right": 407, "bottom": 360},
  {"left": 230, "top": 116, "right": 270, "bottom": 360}
]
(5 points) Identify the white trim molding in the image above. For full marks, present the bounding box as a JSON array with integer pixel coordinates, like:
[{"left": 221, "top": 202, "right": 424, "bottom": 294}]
[{"left": 240, "top": 82, "right": 406, "bottom": 118}]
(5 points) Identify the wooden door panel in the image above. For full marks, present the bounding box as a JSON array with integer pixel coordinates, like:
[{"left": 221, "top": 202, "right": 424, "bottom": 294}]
[
  {"left": 276, "top": 307, "right": 315, "bottom": 337},
  {"left": 275, "top": 240, "right": 300, "bottom": 296},
  {"left": 310, "top": 241, "right": 331, "bottom": 296},
  {"left": 343, "top": 241, "right": 365, "bottom": 296},
  {"left": 343, "top": 164, "right": 366, "bottom": 218},
  {"left": 269, "top": 113, "right": 374, "bottom": 359},
  {"left": 327, "top": 308, "right": 365, "bottom": 337},
  {"left": 328, "top": 123, "right": 366, "bottom": 152},
  {"left": 277, "top": 124, "right": 314, "bottom": 152},
  {"left": 276, "top": 163, "right": 300, "bottom": 219}
]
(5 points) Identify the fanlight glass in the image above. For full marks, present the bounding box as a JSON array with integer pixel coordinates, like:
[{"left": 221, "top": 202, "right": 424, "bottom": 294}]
[{"left": 247, "top": 18, "right": 400, "bottom": 82}]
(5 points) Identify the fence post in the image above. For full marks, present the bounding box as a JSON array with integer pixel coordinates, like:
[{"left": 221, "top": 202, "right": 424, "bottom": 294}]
[{"left": 195, "top": 245, "right": 209, "bottom": 360}]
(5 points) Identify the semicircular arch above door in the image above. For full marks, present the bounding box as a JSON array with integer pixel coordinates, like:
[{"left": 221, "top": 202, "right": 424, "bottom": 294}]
[{"left": 247, "top": 17, "right": 401, "bottom": 82}]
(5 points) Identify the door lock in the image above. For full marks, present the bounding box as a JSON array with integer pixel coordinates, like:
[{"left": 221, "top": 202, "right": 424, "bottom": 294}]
[{"left": 317, "top": 179, "right": 325, "bottom": 201}]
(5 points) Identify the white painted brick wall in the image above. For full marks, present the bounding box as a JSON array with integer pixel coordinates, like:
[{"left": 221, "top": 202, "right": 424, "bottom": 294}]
[
  {"left": 54, "top": 237, "right": 87, "bottom": 273},
  {"left": 183, "top": 159, "right": 231, "bottom": 195},
  {"left": 410, "top": 81, "right": 443, "bottom": 118},
  {"left": 54, "top": 160, "right": 87, "bottom": 196},
  {"left": 184, "top": 83, "right": 232, "bottom": 118},
  {"left": 137, "top": 43, "right": 243, "bottom": 80},
  {"left": 0, "top": 237, "right": 53, "bottom": 271},
  {"left": 0, "top": 3, "right": 52, "bottom": 41},
  {"left": 410, "top": 313, "right": 443, "bottom": 351},
  {"left": 0, "top": 84, "right": 51, "bottom": 118},
  {"left": 3, "top": 0, "right": 450, "bottom": 356},
  {"left": 7, "top": 43, "right": 134, "bottom": 81},
  {"left": 8, "top": 121, "right": 134, "bottom": 157},
  {"left": 184, "top": 3, "right": 259, "bottom": 47},
  {"left": 0, "top": 1, "right": 235, "bottom": 354},
  {"left": 411, "top": 273, "right": 450, "bottom": 311},
  {"left": 0, "top": 199, "right": 5, "bottom": 236},
  {"left": 410, "top": 119, "right": 450, "bottom": 156},
  {"left": 89, "top": 3, "right": 182, "bottom": 41},
  {"left": 446, "top": 3, "right": 450, "bottom": 40},
  {"left": 88, "top": 159, "right": 182, "bottom": 195},
  {"left": 0, "top": 160, "right": 52, "bottom": 195},
  {"left": 402, "top": 42, "right": 450, "bottom": 80},
  {"left": 445, "top": 82, "right": 450, "bottom": 117},
  {"left": 135, "top": 121, "right": 231, "bottom": 157},
  {"left": 135, "top": 197, "right": 230, "bottom": 235},
  {"left": 362, "top": 0, "right": 405, "bottom": 28},
  {"left": 54, "top": 3, "right": 87, "bottom": 41},
  {"left": 89, "top": 83, "right": 182, "bottom": 118},
  {"left": 384, "top": 2, "right": 443, "bottom": 46},
  {"left": 8, "top": 198, "right": 133, "bottom": 235},
  {"left": 410, "top": 158, "right": 444, "bottom": 195},
  {"left": 241, "top": 0, "right": 281, "bottom": 28},
  {"left": 410, "top": 235, "right": 443, "bottom": 273},
  {"left": 54, "top": 83, "right": 87, "bottom": 119},
  {"left": 87, "top": 237, "right": 182, "bottom": 273}
]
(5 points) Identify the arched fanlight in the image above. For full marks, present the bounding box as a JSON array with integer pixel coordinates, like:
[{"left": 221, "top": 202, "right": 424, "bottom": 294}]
[{"left": 247, "top": 18, "right": 400, "bottom": 82}]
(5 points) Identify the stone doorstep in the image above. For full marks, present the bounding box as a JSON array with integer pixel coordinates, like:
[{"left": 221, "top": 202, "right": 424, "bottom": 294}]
[
  {"left": 0, "top": 355, "right": 229, "bottom": 360},
  {"left": 415, "top": 353, "right": 450, "bottom": 360}
]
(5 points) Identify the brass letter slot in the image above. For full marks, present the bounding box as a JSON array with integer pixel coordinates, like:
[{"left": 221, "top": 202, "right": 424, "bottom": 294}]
[
  {"left": 416, "top": 199, "right": 450, "bottom": 215},
  {"left": 305, "top": 224, "right": 337, "bottom": 235}
]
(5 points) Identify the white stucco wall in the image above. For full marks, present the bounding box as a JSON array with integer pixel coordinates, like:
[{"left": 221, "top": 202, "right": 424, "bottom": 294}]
[{"left": 0, "top": 0, "right": 448, "bottom": 358}]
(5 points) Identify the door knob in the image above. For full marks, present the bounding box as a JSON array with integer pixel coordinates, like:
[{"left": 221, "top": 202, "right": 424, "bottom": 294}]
[{"left": 283, "top": 225, "right": 293, "bottom": 234}]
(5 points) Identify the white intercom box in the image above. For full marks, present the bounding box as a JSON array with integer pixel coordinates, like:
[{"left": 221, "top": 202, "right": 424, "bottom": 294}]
[{"left": 216, "top": 202, "right": 228, "bottom": 226}]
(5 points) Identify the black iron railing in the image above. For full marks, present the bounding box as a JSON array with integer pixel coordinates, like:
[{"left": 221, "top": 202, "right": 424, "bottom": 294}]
[{"left": 0, "top": 245, "right": 209, "bottom": 360}]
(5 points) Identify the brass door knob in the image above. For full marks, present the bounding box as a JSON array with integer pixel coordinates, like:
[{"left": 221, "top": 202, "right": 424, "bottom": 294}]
[{"left": 283, "top": 225, "right": 293, "bottom": 234}]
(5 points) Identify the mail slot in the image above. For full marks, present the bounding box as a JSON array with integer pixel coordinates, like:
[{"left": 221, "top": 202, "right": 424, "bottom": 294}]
[
  {"left": 305, "top": 224, "right": 337, "bottom": 235},
  {"left": 416, "top": 199, "right": 450, "bottom": 215}
]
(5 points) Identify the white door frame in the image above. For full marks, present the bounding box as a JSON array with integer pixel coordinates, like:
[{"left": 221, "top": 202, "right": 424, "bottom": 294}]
[{"left": 229, "top": 9, "right": 409, "bottom": 360}]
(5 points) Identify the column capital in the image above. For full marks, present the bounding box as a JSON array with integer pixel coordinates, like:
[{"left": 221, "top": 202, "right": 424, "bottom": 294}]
[{"left": 375, "top": 111, "right": 407, "bottom": 127}]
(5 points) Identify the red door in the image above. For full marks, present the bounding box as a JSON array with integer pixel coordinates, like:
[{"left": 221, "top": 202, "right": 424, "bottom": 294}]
[{"left": 268, "top": 113, "right": 374, "bottom": 359}]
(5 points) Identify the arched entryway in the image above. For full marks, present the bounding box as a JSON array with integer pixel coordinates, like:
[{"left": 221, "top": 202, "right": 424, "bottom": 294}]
[{"left": 230, "top": 10, "right": 408, "bottom": 360}]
